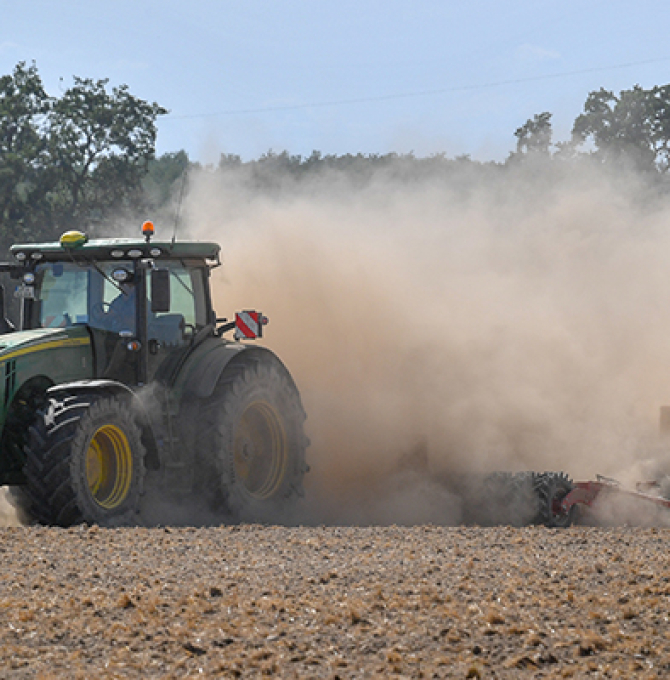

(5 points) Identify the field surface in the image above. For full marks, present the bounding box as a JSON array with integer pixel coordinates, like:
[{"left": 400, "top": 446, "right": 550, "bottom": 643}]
[{"left": 0, "top": 524, "right": 668, "bottom": 678}]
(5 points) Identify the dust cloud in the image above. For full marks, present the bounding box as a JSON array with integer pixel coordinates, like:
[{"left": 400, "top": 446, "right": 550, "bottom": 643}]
[
  {"left": 181, "top": 157, "right": 670, "bottom": 525},
  {"left": 0, "top": 488, "right": 20, "bottom": 527}
]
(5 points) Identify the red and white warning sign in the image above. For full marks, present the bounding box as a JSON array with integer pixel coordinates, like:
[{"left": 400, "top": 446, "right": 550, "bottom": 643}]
[{"left": 234, "top": 311, "right": 267, "bottom": 340}]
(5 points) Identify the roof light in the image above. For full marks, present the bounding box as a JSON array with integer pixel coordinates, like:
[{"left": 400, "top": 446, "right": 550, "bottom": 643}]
[
  {"left": 127, "top": 249, "right": 142, "bottom": 258},
  {"left": 14, "top": 252, "right": 26, "bottom": 261},
  {"left": 110, "top": 249, "right": 125, "bottom": 258},
  {"left": 30, "top": 252, "right": 43, "bottom": 260},
  {"left": 142, "top": 221, "right": 155, "bottom": 242},
  {"left": 150, "top": 248, "right": 161, "bottom": 257},
  {"left": 60, "top": 231, "right": 88, "bottom": 248}
]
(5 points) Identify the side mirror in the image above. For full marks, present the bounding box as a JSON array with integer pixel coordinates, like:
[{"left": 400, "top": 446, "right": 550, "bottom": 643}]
[{"left": 151, "top": 269, "right": 170, "bottom": 313}]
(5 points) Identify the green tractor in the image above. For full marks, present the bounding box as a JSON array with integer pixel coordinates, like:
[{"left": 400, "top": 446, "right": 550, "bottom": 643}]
[{"left": 0, "top": 223, "right": 308, "bottom": 526}]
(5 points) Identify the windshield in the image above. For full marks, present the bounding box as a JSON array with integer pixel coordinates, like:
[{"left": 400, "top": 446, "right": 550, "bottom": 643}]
[{"left": 33, "top": 261, "right": 135, "bottom": 332}]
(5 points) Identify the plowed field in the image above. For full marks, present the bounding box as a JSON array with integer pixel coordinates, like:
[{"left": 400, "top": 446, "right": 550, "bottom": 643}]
[{"left": 0, "top": 521, "right": 668, "bottom": 678}]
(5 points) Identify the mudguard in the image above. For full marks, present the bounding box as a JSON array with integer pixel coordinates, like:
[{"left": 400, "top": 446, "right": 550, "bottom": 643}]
[
  {"left": 181, "top": 342, "right": 297, "bottom": 399},
  {"left": 46, "top": 378, "right": 137, "bottom": 401},
  {"left": 45, "top": 379, "right": 161, "bottom": 468}
]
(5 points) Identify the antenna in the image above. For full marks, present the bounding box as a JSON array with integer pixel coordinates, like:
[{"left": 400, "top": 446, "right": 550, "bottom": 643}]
[{"left": 172, "top": 168, "right": 188, "bottom": 246}]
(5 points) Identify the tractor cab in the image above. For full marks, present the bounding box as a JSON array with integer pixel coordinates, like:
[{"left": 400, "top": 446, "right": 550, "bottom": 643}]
[{"left": 9, "top": 226, "right": 219, "bottom": 386}]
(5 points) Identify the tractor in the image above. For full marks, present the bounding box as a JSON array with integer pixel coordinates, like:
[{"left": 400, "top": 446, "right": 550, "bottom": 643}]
[{"left": 0, "top": 222, "right": 308, "bottom": 526}]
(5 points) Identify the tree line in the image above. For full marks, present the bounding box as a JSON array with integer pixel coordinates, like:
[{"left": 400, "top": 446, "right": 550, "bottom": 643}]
[
  {"left": 513, "top": 84, "right": 670, "bottom": 172},
  {"left": 2, "top": 60, "right": 670, "bottom": 253}
]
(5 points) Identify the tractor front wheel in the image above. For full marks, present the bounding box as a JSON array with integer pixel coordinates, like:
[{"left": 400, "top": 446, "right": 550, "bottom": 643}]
[{"left": 23, "top": 395, "right": 146, "bottom": 527}]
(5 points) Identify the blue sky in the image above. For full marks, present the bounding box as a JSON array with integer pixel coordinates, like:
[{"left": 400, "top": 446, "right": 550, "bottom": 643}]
[{"left": 3, "top": 1, "right": 670, "bottom": 162}]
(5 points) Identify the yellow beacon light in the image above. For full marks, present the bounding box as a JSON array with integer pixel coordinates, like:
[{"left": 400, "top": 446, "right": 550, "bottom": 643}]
[
  {"left": 142, "top": 221, "right": 155, "bottom": 242},
  {"left": 60, "top": 231, "right": 88, "bottom": 248}
]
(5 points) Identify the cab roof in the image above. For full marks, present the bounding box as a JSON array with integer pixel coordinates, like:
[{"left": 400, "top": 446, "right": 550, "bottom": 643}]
[{"left": 10, "top": 237, "right": 221, "bottom": 265}]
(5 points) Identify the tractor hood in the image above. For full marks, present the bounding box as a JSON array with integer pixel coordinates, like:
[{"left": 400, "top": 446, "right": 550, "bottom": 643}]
[{"left": 0, "top": 326, "right": 91, "bottom": 363}]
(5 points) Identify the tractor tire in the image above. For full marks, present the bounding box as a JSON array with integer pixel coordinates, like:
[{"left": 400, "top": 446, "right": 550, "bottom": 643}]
[
  {"left": 23, "top": 394, "right": 146, "bottom": 527},
  {"left": 534, "top": 472, "right": 575, "bottom": 528},
  {"left": 197, "top": 353, "right": 308, "bottom": 523}
]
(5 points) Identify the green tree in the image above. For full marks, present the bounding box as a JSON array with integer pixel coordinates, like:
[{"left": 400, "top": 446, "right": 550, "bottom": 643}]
[
  {"left": 572, "top": 85, "right": 661, "bottom": 171},
  {"left": 46, "top": 77, "right": 167, "bottom": 232},
  {"left": 144, "top": 150, "right": 189, "bottom": 209},
  {"left": 514, "top": 112, "right": 553, "bottom": 156},
  {"left": 646, "top": 84, "right": 670, "bottom": 172},
  {"left": 0, "top": 63, "right": 167, "bottom": 252},
  {"left": 0, "top": 62, "right": 51, "bottom": 244}
]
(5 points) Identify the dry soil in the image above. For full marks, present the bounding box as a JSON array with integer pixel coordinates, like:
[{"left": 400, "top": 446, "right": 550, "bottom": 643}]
[{"left": 0, "top": 521, "right": 668, "bottom": 678}]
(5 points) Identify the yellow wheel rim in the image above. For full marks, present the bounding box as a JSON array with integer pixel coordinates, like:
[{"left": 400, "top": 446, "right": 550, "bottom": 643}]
[
  {"left": 85, "top": 424, "right": 133, "bottom": 509},
  {"left": 233, "top": 401, "right": 288, "bottom": 500}
]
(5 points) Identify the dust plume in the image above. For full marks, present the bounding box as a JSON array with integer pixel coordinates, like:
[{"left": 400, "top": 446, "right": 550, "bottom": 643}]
[
  {"left": 182, "top": 157, "right": 670, "bottom": 525},
  {"left": 0, "top": 488, "right": 20, "bottom": 526}
]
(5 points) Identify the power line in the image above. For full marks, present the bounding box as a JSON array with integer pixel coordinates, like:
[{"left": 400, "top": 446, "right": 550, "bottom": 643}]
[{"left": 164, "top": 56, "right": 670, "bottom": 120}]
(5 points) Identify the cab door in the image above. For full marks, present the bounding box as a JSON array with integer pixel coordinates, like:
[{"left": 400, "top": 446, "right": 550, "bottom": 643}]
[{"left": 146, "top": 263, "right": 208, "bottom": 384}]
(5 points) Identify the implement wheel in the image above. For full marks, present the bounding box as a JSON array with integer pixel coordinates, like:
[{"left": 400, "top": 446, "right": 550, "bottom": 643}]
[
  {"left": 23, "top": 395, "right": 145, "bottom": 527},
  {"left": 198, "top": 352, "right": 308, "bottom": 522},
  {"left": 534, "top": 472, "right": 575, "bottom": 528}
]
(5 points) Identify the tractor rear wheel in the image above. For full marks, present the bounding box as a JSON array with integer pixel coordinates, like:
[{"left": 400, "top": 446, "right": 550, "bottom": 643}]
[
  {"left": 197, "top": 353, "right": 308, "bottom": 522},
  {"left": 23, "top": 394, "right": 145, "bottom": 527}
]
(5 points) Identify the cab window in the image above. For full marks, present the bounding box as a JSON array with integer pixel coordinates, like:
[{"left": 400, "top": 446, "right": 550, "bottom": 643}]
[
  {"left": 147, "top": 263, "right": 207, "bottom": 347},
  {"left": 152, "top": 264, "right": 206, "bottom": 326},
  {"left": 37, "top": 264, "right": 89, "bottom": 328}
]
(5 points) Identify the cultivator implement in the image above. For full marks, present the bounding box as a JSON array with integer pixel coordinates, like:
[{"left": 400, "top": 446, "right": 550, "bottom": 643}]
[
  {"left": 461, "top": 471, "right": 670, "bottom": 528},
  {"left": 555, "top": 475, "right": 670, "bottom": 527}
]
